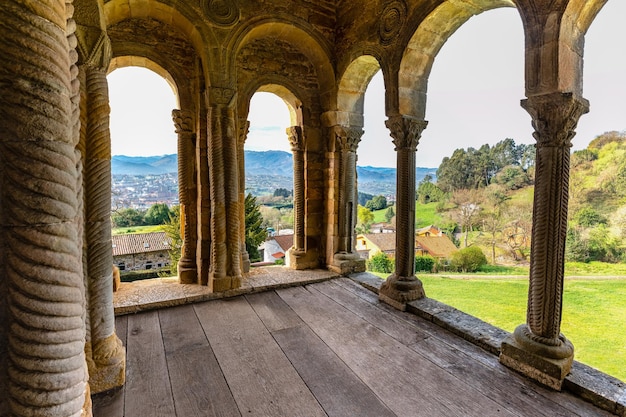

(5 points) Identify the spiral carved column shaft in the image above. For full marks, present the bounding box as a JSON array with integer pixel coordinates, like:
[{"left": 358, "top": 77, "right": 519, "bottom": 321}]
[
  {"left": 500, "top": 92, "right": 589, "bottom": 390},
  {"left": 379, "top": 116, "right": 427, "bottom": 309},
  {"left": 288, "top": 126, "right": 306, "bottom": 253},
  {"left": 206, "top": 87, "right": 242, "bottom": 291},
  {"left": 1, "top": 0, "right": 90, "bottom": 415},
  {"left": 238, "top": 119, "right": 251, "bottom": 272},
  {"left": 334, "top": 126, "right": 362, "bottom": 254},
  {"left": 173, "top": 109, "right": 198, "bottom": 283}
]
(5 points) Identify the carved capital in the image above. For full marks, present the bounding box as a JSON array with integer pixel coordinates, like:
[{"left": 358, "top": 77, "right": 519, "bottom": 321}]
[
  {"left": 172, "top": 109, "right": 194, "bottom": 134},
  {"left": 287, "top": 126, "right": 303, "bottom": 152},
  {"left": 76, "top": 25, "right": 111, "bottom": 71},
  {"left": 238, "top": 118, "right": 250, "bottom": 146},
  {"left": 206, "top": 87, "right": 236, "bottom": 107},
  {"left": 334, "top": 126, "right": 363, "bottom": 152},
  {"left": 385, "top": 116, "right": 427, "bottom": 151},
  {"left": 522, "top": 93, "right": 589, "bottom": 148}
]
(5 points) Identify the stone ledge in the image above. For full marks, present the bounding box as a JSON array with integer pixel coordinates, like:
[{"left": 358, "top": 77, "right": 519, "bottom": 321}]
[{"left": 348, "top": 272, "right": 626, "bottom": 416}]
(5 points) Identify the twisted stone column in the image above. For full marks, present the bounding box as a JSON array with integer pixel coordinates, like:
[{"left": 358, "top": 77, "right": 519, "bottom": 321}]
[
  {"left": 206, "top": 87, "right": 242, "bottom": 291},
  {"left": 379, "top": 116, "right": 428, "bottom": 310},
  {"left": 331, "top": 126, "right": 366, "bottom": 273},
  {"left": 500, "top": 92, "right": 589, "bottom": 390},
  {"left": 77, "top": 26, "right": 125, "bottom": 394},
  {"left": 173, "top": 109, "right": 198, "bottom": 283},
  {"left": 1, "top": 0, "right": 90, "bottom": 415},
  {"left": 238, "top": 118, "right": 251, "bottom": 272},
  {"left": 287, "top": 126, "right": 306, "bottom": 256}
]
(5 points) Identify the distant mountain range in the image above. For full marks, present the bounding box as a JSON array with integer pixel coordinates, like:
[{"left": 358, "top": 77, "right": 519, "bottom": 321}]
[{"left": 111, "top": 151, "right": 437, "bottom": 193}]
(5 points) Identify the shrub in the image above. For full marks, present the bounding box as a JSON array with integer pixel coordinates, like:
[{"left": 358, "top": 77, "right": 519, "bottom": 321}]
[
  {"left": 450, "top": 246, "right": 487, "bottom": 272},
  {"left": 367, "top": 252, "right": 394, "bottom": 274},
  {"left": 415, "top": 255, "right": 435, "bottom": 272}
]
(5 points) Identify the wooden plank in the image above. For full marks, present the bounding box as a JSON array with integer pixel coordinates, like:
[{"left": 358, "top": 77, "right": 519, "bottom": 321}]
[
  {"left": 246, "top": 291, "right": 303, "bottom": 332},
  {"left": 167, "top": 347, "right": 241, "bottom": 417},
  {"left": 272, "top": 324, "right": 395, "bottom": 417},
  {"left": 277, "top": 285, "right": 518, "bottom": 417},
  {"left": 92, "top": 316, "right": 128, "bottom": 417},
  {"left": 328, "top": 280, "right": 612, "bottom": 417},
  {"left": 159, "top": 304, "right": 208, "bottom": 354},
  {"left": 158, "top": 304, "right": 240, "bottom": 417},
  {"left": 194, "top": 297, "right": 326, "bottom": 417},
  {"left": 124, "top": 311, "right": 176, "bottom": 417}
]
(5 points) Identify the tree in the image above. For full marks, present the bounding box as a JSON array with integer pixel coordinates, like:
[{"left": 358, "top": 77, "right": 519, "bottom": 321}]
[
  {"left": 358, "top": 191, "right": 374, "bottom": 206},
  {"left": 161, "top": 205, "right": 182, "bottom": 274},
  {"left": 450, "top": 246, "right": 487, "bottom": 272},
  {"left": 357, "top": 205, "right": 374, "bottom": 233},
  {"left": 365, "top": 195, "right": 387, "bottom": 211},
  {"left": 111, "top": 207, "right": 145, "bottom": 228},
  {"left": 384, "top": 206, "right": 395, "bottom": 223},
  {"left": 450, "top": 189, "right": 483, "bottom": 247},
  {"left": 417, "top": 175, "right": 445, "bottom": 204},
  {"left": 367, "top": 252, "right": 394, "bottom": 273},
  {"left": 273, "top": 188, "right": 291, "bottom": 198},
  {"left": 245, "top": 194, "right": 267, "bottom": 262},
  {"left": 144, "top": 203, "right": 172, "bottom": 225},
  {"left": 481, "top": 186, "right": 510, "bottom": 264}
]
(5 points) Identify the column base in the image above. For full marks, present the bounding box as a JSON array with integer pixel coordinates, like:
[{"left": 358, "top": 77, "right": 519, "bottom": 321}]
[
  {"left": 499, "top": 324, "right": 574, "bottom": 390},
  {"left": 241, "top": 250, "right": 251, "bottom": 273},
  {"left": 329, "top": 252, "right": 365, "bottom": 274},
  {"left": 378, "top": 274, "right": 425, "bottom": 311},
  {"left": 88, "top": 334, "right": 126, "bottom": 394},
  {"left": 211, "top": 274, "right": 243, "bottom": 292},
  {"left": 286, "top": 248, "right": 319, "bottom": 270},
  {"left": 177, "top": 257, "right": 197, "bottom": 284}
]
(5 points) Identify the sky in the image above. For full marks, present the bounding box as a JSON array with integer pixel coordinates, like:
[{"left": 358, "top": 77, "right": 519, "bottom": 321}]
[{"left": 108, "top": 2, "right": 626, "bottom": 169}]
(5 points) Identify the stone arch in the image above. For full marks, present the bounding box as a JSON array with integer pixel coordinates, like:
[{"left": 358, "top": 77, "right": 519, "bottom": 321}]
[
  {"left": 231, "top": 20, "right": 335, "bottom": 111},
  {"left": 108, "top": 57, "right": 179, "bottom": 106},
  {"left": 558, "top": 0, "right": 609, "bottom": 96},
  {"left": 337, "top": 55, "right": 382, "bottom": 127},
  {"left": 239, "top": 82, "right": 303, "bottom": 127},
  {"left": 398, "top": 0, "right": 515, "bottom": 117}
]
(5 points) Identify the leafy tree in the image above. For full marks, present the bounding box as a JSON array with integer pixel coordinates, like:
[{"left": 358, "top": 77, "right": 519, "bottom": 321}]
[
  {"left": 565, "top": 228, "right": 590, "bottom": 263},
  {"left": 481, "top": 186, "right": 510, "bottom": 263},
  {"left": 450, "top": 246, "right": 487, "bottom": 272},
  {"left": 573, "top": 206, "right": 606, "bottom": 227},
  {"left": 161, "top": 205, "right": 182, "bottom": 274},
  {"left": 502, "top": 201, "right": 532, "bottom": 260},
  {"left": 111, "top": 207, "right": 145, "bottom": 228},
  {"left": 450, "top": 189, "right": 483, "bottom": 247},
  {"left": 358, "top": 192, "right": 374, "bottom": 206},
  {"left": 417, "top": 175, "right": 445, "bottom": 204},
  {"left": 384, "top": 206, "right": 395, "bottom": 223},
  {"left": 491, "top": 165, "right": 530, "bottom": 190},
  {"left": 357, "top": 205, "right": 374, "bottom": 233},
  {"left": 365, "top": 195, "right": 388, "bottom": 211},
  {"left": 273, "top": 188, "right": 291, "bottom": 198},
  {"left": 367, "top": 252, "right": 394, "bottom": 273},
  {"left": 245, "top": 194, "right": 267, "bottom": 262},
  {"left": 144, "top": 203, "right": 172, "bottom": 225}
]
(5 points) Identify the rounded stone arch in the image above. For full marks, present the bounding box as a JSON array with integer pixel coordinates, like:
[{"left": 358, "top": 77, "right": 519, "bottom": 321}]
[
  {"left": 559, "top": 0, "right": 609, "bottom": 96},
  {"left": 336, "top": 55, "right": 382, "bottom": 127},
  {"left": 397, "top": 0, "right": 516, "bottom": 118},
  {"left": 108, "top": 56, "right": 180, "bottom": 106},
  {"left": 229, "top": 19, "right": 335, "bottom": 110},
  {"left": 239, "top": 82, "right": 303, "bottom": 128}
]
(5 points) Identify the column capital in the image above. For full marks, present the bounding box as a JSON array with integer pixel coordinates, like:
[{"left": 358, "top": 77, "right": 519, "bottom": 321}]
[
  {"left": 385, "top": 115, "right": 428, "bottom": 151},
  {"left": 287, "top": 126, "right": 303, "bottom": 152},
  {"left": 205, "top": 86, "right": 236, "bottom": 107},
  {"left": 238, "top": 118, "right": 250, "bottom": 146},
  {"left": 334, "top": 126, "right": 363, "bottom": 152},
  {"left": 172, "top": 109, "right": 194, "bottom": 134},
  {"left": 521, "top": 92, "right": 589, "bottom": 148},
  {"left": 76, "top": 25, "right": 111, "bottom": 71}
]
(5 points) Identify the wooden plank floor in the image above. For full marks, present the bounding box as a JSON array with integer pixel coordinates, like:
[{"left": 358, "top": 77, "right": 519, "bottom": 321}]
[{"left": 93, "top": 278, "right": 612, "bottom": 417}]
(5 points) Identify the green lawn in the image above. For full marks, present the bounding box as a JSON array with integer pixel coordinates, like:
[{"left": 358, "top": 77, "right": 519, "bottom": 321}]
[
  {"left": 372, "top": 202, "right": 443, "bottom": 227},
  {"left": 112, "top": 225, "right": 165, "bottom": 235},
  {"left": 372, "top": 272, "right": 626, "bottom": 382}
]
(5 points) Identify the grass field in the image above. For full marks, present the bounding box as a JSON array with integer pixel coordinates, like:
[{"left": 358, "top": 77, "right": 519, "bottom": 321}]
[
  {"left": 112, "top": 225, "right": 165, "bottom": 235},
  {"left": 372, "top": 272, "right": 626, "bottom": 382}
]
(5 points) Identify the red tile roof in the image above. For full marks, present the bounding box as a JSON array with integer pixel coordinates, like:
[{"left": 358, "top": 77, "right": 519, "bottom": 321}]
[
  {"left": 273, "top": 234, "right": 294, "bottom": 252},
  {"left": 111, "top": 232, "right": 172, "bottom": 256}
]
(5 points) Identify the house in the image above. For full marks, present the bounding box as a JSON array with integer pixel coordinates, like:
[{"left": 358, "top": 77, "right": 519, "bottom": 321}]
[
  {"left": 261, "top": 234, "right": 294, "bottom": 263},
  {"left": 112, "top": 231, "right": 172, "bottom": 272},
  {"left": 415, "top": 235, "right": 458, "bottom": 259},
  {"left": 356, "top": 233, "right": 397, "bottom": 259},
  {"left": 416, "top": 225, "right": 444, "bottom": 237},
  {"left": 369, "top": 222, "right": 395, "bottom": 233}
]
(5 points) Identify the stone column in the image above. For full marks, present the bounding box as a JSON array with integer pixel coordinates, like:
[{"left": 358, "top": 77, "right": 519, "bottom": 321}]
[
  {"left": 197, "top": 94, "right": 211, "bottom": 285},
  {"left": 379, "top": 115, "right": 428, "bottom": 310},
  {"left": 331, "top": 126, "right": 366, "bottom": 273},
  {"left": 206, "top": 87, "right": 242, "bottom": 291},
  {"left": 173, "top": 109, "right": 198, "bottom": 283},
  {"left": 238, "top": 118, "right": 251, "bottom": 272},
  {"left": 500, "top": 92, "right": 589, "bottom": 390},
  {"left": 77, "top": 26, "right": 125, "bottom": 394},
  {"left": 1, "top": 0, "right": 90, "bottom": 415},
  {"left": 287, "top": 126, "right": 306, "bottom": 262}
]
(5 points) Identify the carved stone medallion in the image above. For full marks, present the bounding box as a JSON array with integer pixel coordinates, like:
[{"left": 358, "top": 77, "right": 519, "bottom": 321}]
[
  {"left": 379, "top": 0, "right": 407, "bottom": 45},
  {"left": 203, "top": 0, "right": 240, "bottom": 27}
]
